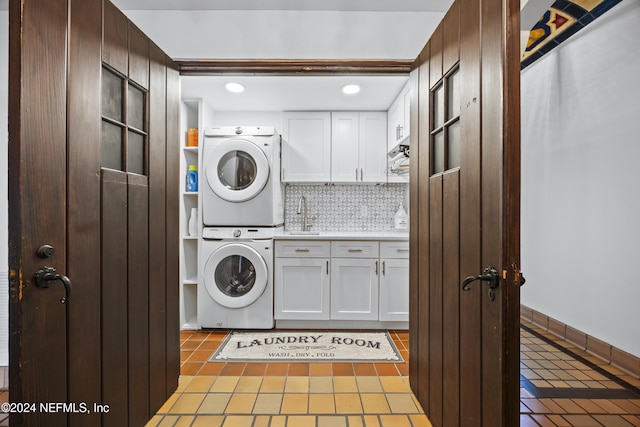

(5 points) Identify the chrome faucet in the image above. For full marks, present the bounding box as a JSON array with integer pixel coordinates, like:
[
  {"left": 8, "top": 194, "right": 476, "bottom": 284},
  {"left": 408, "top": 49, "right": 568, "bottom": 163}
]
[{"left": 296, "top": 195, "right": 311, "bottom": 231}]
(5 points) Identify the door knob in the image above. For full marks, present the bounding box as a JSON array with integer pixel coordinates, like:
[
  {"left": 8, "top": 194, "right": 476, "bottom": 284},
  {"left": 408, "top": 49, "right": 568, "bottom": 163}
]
[
  {"left": 34, "top": 266, "right": 72, "bottom": 304},
  {"left": 461, "top": 266, "right": 499, "bottom": 301}
]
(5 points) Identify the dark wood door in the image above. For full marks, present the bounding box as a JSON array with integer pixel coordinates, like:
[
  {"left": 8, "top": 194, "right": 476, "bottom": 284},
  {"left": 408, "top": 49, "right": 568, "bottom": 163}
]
[
  {"left": 8, "top": 1, "right": 180, "bottom": 426},
  {"left": 408, "top": 0, "right": 521, "bottom": 424}
]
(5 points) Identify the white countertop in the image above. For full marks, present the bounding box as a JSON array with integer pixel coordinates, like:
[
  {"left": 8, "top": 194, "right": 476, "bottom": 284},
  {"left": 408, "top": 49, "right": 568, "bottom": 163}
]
[{"left": 275, "top": 230, "right": 409, "bottom": 241}]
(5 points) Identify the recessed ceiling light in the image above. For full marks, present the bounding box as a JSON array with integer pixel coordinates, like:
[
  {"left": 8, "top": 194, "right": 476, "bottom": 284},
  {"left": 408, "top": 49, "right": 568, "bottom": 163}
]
[
  {"left": 225, "top": 82, "right": 245, "bottom": 93},
  {"left": 342, "top": 84, "right": 361, "bottom": 95}
]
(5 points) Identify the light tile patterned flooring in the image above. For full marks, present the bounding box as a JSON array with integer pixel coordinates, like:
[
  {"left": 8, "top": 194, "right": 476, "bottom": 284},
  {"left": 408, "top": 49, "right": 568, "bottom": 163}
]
[
  {"left": 147, "top": 330, "right": 426, "bottom": 427},
  {"left": 147, "top": 321, "right": 640, "bottom": 427}
]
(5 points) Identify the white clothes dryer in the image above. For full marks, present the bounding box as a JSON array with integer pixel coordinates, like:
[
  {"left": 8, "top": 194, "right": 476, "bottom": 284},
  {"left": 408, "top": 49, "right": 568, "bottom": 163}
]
[
  {"left": 198, "top": 226, "right": 281, "bottom": 329},
  {"left": 202, "top": 126, "right": 283, "bottom": 227}
]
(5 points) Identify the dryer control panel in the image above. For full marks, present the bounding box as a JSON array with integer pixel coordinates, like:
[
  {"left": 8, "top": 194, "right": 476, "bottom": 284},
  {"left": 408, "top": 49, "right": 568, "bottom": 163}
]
[{"left": 203, "top": 226, "right": 284, "bottom": 240}]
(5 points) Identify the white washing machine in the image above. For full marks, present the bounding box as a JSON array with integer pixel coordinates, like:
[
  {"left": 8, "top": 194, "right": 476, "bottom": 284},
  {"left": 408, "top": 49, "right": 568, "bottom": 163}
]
[
  {"left": 202, "top": 126, "right": 283, "bottom": 227},
  {"left": 198, "top": 226, "right": 281, "bottom": 329}
]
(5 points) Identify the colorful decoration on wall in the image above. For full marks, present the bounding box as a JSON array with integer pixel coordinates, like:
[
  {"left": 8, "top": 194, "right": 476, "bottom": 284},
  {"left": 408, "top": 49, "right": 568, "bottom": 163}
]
[{"left": 521, "top": 0, "right": 622, "bottom": 69}]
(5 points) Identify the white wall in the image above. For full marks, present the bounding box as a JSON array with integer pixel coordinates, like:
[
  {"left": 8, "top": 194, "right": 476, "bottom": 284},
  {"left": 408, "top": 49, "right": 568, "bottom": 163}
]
[
  {"left": 210, "top": 111, "right": 283, "bottom": 130},
  {"left": 521, "top": 0, "right": 640, "bottom": 357},
  {"left": 1, "top": 11, "right": 9, "bottom": 365}
]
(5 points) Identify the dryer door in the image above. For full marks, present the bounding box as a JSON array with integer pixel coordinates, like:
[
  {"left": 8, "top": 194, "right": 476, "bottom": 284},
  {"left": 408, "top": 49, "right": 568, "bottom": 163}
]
[
  {"left": 203, "top": 243, "right": 268, "bottom": 308},
  {"left": 206, "top": 139, "right": 270, "bottom": 202}
]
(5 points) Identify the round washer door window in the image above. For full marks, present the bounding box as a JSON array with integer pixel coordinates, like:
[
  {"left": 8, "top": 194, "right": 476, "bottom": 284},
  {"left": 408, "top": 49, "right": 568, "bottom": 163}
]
[
  {"left": 206, "top": 139, "right": 269, "bottom": 202},
  {"left": 203, "top": 243, "right": 268, "bottom": 308}
]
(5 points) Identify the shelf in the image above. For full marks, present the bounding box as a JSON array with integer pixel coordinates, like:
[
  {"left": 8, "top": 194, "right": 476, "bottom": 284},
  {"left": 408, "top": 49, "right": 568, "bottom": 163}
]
[
  {"left": 183, "top": 146, "right": 198, "bottom": 152},
  {"left": 183, "top": 191, "right": 198, "bottom": 196},
  {"left": 183, "top": 279, "right": 197, "bottom": 285},
  {"left": 182, "top": 280, "right": 198, "bottom": 330},
  {"left": 182, "top": 236, "right": 198, "bottom": 240},
  {"left": 181, "top": 321, "right": 199, "bottom": 331}
]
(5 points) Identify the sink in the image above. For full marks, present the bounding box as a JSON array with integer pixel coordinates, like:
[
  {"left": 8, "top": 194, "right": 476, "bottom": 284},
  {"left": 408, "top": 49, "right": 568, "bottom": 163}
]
[{"left": 287, "top": 231, "right": 321, "bottom": 235}]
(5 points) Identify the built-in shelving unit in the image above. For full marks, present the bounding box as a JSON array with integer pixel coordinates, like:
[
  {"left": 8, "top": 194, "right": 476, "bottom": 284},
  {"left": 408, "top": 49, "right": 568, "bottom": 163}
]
[{"left": 179, "top": 98, "right": 213, "bottom": 330}]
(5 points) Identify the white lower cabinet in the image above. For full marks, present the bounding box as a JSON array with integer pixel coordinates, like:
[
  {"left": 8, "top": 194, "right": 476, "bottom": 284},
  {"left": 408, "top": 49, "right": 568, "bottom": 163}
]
[
  {"left": 379, "top": 259, "right": 409, "bottom": 321},
  {"left": 379, "top": 241, "right": 410, "bottom": 321},
  {"left": 331, "top": 258, "right": 379, "bottom": 320},
  {"left": 330, "top": 240, "right": 379, "bottom": 320},
  {"left": 275, "top": 258, "right": 330, "bottom": 320},
  {"left": 275, "top": 239, "right": 408, "bottom": 323},
  {"left": 274, "top": 241, "right": 330, "bottom": 320}
]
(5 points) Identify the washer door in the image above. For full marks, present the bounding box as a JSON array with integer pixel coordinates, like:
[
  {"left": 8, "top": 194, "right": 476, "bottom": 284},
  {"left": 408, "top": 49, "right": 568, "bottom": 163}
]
[
  {"left": 203, "top": 243, "right": 268, "bottom": 308},
  {"left": 206, "top": 139, "right": 269, "bottom": 202}
]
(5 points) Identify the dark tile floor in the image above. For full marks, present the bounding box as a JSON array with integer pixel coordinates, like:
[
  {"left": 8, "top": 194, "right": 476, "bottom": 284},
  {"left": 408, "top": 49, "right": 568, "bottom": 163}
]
[{"left": 519, "top": 321, "right": 640, "bottom": 426}]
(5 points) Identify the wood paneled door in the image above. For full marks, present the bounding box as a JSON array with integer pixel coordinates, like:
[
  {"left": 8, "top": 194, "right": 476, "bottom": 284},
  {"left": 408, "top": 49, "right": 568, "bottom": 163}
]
[
  {"left": 8, "top": 1, "right": 180, "bottom": 426},
  {"left": 408, "top": 0, "right": 521, "bottom": 425}
]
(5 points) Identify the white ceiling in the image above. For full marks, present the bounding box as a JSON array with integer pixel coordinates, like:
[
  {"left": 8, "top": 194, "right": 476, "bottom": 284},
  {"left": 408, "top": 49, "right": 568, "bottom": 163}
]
[
  {"left": 112, "top": 0, "right": 454, "bottom": 12},
  {"left": 180, "top": 75, "right": 410, "bottom": 111},
  {"left": 112, "top": 0, "right": 452, "bottom": 111}
]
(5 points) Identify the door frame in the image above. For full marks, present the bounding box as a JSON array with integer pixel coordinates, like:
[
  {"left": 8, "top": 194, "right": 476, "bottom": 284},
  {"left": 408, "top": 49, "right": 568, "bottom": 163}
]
[{"left": 7, "top": 1, "right": 520, "bottom": 425}]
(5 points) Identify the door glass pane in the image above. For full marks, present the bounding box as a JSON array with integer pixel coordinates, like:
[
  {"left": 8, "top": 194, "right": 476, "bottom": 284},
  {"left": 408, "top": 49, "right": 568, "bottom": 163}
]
[
  {"left": 433, "top": 84, "right": 445, "bottom": 128},
  {"left": 218, "top": 150, "right": 257, "bottom": 190},
  {"left": 433, "top": 131, "right": 445, "bottom": 174},
  {"left": 128, "top": 84, "right": 145, "bottom": 131},
  {"left": 101, "top": 68, "right": 123, "bottom": 121},
  {"left": 215, "top": 255, "right": 256, "bottom": 297},
  {"left": 102, "top": 121, "right": 123, "bottom": 170},
  {"left": 127, "top": 130, "right": 145, "bottom": 174},
  {"left": 447, "top": 69, "right": 461, "bottom": 120},
  {"left": 447, "top": 120, "right": 461, "bottom": 169}
]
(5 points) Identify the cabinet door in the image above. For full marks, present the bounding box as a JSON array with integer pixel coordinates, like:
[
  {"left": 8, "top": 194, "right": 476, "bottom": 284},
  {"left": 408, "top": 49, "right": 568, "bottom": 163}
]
[
  {"left": 387, "top": 83, "right": 411, "bottom": 150},
  {"left": 379, "top": 258, "right": 409, "bottom": 321},
  {"left": 401, "top": 85, "right": 411, "bottom": 142},
  {"left": 282, "top": 112, "right": 331, "bottom": 182},
  {"left": 359, "top": 112, "right": 388, "bottom": 183},
  {"left": 331, "top": 112, "right": 360, "bottom": 182},
  {"left": 387, "top": 97, "right": 402, "bottom": 150},
  {"left": 274, "top": 258, "right": 330, "bottom": 320},
  {"left": 330, "top": 258, "right": 379, "bottom": 320}
]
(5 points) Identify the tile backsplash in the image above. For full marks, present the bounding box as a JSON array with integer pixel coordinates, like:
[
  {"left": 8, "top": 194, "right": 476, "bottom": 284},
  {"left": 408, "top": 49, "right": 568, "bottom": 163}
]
[{"left": 284, "top": 184, "right": 408, "bottom": 232}]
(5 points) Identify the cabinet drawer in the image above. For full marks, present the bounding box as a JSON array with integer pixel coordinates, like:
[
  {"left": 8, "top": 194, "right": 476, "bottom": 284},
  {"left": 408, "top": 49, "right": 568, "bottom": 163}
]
[
  {"left": 275, "top": 240, "right": 330, "bottom": 258},
  {"left": 331, "top": 241, "right": 379, "bottom": 258},
  {"left": 380, "top": 241, "right": 409, "bottom": 259}
]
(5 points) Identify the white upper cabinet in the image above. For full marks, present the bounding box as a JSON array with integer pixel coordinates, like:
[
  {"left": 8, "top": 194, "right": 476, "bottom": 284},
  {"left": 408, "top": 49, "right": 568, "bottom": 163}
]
[
  {"left": 331, "top": 112, "right": 387, "bottom": 183},
  {"left": 359, "top": 112, "right": 388, "bottom": 183},
  {"left": 330, "top": 112, "right": 360, "bottom": 182},
  {"left": 387, "top": 82, "right": 411, "bottom": 151},
  {"left": 282, "top": 112, "right": 332, "bottom": 182}
]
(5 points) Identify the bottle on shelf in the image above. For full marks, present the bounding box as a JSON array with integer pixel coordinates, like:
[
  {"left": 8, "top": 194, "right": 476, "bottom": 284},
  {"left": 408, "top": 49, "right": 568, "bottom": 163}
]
[
  {"left": 186, "top": 165, "right": 198, "bottom": 192},
  {"left": 188, "top": 207, "right": 198, "bottom": 237},
  {"left": 187, "top": 127, "right": 198, "bottom": 147}
]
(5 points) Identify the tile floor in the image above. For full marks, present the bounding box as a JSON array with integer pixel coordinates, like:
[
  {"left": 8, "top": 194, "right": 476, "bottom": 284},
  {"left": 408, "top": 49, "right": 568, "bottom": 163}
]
[
  {"left": 519, "top": 321, "right": 640, "bottom": 426},
  {"left": 0, "top": 321, "right": 638, "bottom": 426},
  {"left": 148, "top": 330, "right": 423, "bottom": 427},
  {"left": 147, "top": 321, "right": 640, "bottom": 427}
]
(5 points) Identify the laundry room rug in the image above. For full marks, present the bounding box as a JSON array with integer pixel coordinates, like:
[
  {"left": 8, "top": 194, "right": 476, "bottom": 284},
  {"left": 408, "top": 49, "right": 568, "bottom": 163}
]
[{"left": 209, "top": 331, "right": 403, "bottom": 363}]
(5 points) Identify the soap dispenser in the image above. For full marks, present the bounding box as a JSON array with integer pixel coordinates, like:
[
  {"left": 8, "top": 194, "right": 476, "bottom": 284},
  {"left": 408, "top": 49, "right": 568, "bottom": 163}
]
[{"left": 394, "top": 204, "right": 409, "bottom": 230}]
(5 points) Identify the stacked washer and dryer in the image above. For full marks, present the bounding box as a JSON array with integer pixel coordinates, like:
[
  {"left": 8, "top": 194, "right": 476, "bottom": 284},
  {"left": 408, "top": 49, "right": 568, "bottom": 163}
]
[{"left": 198, "top": 126, "right": 283, "bottom": 329}]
